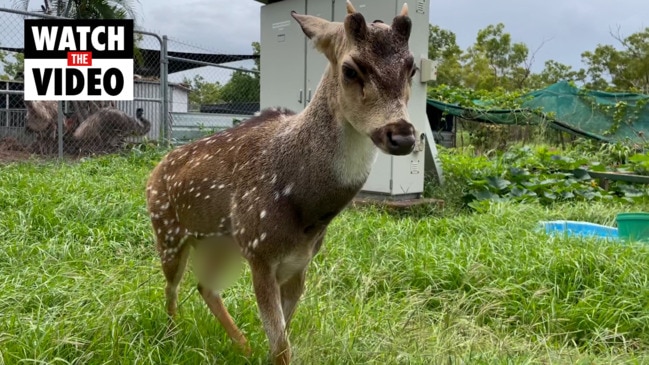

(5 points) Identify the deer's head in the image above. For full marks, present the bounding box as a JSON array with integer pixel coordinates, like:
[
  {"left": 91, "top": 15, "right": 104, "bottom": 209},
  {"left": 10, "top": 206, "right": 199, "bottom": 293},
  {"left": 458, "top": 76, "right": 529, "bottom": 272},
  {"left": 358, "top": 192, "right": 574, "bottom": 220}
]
[{"left": 292, "top": 1, "right": 417, "bottom": 155}]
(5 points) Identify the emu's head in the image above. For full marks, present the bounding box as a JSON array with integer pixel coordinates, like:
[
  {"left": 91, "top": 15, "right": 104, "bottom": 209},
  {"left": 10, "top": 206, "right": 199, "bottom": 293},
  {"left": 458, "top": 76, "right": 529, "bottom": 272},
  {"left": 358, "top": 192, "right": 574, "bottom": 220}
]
[{"left": 291, "top": 1, "right": 417, "bottom": 155}]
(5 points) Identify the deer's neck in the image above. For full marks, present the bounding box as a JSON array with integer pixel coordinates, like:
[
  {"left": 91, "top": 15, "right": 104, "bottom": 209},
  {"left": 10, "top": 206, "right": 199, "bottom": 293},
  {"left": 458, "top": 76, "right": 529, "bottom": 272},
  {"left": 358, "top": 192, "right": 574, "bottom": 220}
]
[{"left": 296, "top": 67, "right": 378, "bottom": 188}]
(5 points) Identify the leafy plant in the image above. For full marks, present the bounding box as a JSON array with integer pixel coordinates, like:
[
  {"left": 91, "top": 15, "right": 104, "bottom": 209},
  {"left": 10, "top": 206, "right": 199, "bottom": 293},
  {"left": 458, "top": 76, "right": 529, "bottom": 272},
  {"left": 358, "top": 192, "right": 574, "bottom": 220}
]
[
  {"left": 446, "top": 144, "right": 649, "bottom": 208},
  {"left": 628, "top": 153, "right": 649, "bottom": 175}
]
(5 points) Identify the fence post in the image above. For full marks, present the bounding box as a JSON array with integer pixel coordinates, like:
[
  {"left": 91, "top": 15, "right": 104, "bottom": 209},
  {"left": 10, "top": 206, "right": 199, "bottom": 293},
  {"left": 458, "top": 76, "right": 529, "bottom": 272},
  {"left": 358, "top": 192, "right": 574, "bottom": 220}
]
[
  {"left": 161, "top": 35, "right": 169, "bottom": 144},
  {"left": 57, "top": 101, "right": 63, "bottom": 158}
]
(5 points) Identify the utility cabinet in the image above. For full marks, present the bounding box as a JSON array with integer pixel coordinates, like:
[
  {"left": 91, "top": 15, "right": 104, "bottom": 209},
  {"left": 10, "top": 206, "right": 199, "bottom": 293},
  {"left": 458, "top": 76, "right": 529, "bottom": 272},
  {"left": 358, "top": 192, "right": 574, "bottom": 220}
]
[{"left": 256, "top": 0, "right": 443, "bottom": 199}]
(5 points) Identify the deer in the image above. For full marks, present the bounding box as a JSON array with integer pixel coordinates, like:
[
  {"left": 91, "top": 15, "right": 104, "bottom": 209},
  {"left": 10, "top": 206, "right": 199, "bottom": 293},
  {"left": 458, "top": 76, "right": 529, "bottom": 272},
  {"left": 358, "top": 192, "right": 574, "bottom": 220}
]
[{"left": 145, "top": 2, "right": 418, "bottom": 364}]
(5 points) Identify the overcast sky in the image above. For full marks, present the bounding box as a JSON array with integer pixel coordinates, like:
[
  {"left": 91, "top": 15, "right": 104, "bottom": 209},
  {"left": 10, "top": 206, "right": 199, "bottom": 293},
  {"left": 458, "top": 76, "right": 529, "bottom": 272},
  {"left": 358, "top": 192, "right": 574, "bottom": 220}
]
[
  {"left": 140, "top": 0, "right": 648, "bottom": 73},
  {"left": 2, "top": 0, "right": 649, "bottom": 75}
]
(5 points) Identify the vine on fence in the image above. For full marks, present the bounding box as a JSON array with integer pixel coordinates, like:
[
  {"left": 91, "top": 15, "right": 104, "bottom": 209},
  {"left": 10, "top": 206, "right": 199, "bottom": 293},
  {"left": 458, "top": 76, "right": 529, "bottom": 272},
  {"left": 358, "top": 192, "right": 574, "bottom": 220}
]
[
  {"left": 428, "top": 84, "right": 531, "bottom": 110},
  {"left": 576, "top": 88, "right": 649, "bottom": 138},
  {"left": 427, "top": 85, "right": 554, "bottom": 150}
]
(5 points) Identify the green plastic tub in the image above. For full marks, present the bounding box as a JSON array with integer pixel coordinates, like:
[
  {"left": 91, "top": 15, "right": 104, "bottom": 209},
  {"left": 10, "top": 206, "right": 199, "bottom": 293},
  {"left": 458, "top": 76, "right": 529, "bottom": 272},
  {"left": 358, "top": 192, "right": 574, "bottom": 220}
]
[{"left": 616, "top": 212, "right": 649, "bottom": 243}]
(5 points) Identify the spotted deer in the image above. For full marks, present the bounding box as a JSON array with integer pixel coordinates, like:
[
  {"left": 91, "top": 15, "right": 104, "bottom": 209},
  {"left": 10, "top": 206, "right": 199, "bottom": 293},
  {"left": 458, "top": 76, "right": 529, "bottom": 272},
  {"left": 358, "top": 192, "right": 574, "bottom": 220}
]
[{"left": 145, "top": 2, "right": 418, "bottom": 364}]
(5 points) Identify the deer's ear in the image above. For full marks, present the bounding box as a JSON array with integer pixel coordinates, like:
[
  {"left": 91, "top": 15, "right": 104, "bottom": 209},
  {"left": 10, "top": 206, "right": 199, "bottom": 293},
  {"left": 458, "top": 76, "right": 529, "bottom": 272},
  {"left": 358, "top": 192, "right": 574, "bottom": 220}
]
[
  {"left": 344, "top": 12, "right": 368, "bottom": 43},
  {"left": 391, "top": 4, "right": 411, "bottom": 43},
  {"left": 292, "top": 12, "right": 339, "bottom": 61}
]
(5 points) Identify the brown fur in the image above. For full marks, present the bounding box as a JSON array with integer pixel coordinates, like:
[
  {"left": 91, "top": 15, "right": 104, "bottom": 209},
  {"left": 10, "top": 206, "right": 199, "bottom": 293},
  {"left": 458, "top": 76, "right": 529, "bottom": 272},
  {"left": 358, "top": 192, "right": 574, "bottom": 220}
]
[
  {"left": 24, "top": 100, "right": 57, "bottom": 133},
  {"left": 145, "top": 2, "right": 417, "bottom": 364},
  {"left": 73, "top": 107, "right": 150, "bottom": 140},
  {"left": 73, "top": 107, "right": 151, "bottom": 154}
]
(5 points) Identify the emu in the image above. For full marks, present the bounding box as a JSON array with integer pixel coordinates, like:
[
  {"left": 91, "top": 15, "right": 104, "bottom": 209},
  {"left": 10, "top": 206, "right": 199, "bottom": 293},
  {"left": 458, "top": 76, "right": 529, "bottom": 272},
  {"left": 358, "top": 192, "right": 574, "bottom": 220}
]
[{"left": 24, "top": 100, "right": 151, "bottom": 154}]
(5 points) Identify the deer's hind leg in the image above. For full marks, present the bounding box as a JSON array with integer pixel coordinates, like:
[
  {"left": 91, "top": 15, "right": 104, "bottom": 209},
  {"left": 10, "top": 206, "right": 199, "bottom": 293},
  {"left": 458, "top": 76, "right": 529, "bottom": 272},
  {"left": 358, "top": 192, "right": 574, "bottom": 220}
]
[
  {"left": 192, "top": 235, "right": 250, "bottom": 354},
  {"left": 148, "top": 184, "right": 192, "bottom": 319},
  {"left": 152, "top": 221, "right": 192, "bottom": 318},
  {"left": 161, "top": 242, "right": 191, "bottom": 318}
]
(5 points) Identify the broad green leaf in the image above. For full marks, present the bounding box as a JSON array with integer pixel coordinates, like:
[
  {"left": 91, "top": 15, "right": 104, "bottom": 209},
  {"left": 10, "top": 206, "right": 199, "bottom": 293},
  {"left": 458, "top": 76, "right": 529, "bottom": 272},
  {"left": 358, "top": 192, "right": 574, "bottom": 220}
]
[
  {"left": 572, "top": 168, "right": 592, "bottom": 181},
  {"left": 486, "top": 176, "right": 511, "bottom": 191}
]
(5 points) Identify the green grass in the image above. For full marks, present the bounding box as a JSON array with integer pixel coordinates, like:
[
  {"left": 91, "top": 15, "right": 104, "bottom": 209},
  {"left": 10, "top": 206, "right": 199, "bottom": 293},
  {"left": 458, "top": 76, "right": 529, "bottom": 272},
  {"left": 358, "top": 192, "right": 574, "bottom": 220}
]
[{"left": 1, "top": 148, "right": 649, "bottom": 364}]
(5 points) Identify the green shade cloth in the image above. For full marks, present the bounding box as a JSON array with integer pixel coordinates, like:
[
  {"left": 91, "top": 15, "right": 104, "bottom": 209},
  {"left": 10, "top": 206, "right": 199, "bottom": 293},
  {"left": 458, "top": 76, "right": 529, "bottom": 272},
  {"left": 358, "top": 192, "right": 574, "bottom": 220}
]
[{"left": 427, "top": 81, "right": 649, "bottom": 143}]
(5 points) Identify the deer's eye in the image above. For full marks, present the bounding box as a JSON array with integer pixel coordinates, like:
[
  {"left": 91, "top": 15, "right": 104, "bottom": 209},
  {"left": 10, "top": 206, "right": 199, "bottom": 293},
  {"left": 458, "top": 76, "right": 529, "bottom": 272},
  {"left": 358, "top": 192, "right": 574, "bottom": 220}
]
[{"left": 342, "top": 65, "right": 358, "bottom": 80}]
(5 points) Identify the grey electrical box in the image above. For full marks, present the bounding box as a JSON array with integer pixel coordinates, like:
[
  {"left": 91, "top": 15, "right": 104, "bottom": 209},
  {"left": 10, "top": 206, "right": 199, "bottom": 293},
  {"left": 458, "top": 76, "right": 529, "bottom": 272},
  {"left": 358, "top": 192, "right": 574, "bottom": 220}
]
[
  {"left": 420, "top": 58, "right": 438, "bottom": 82},
  {"left": 257, "top": 0, "right": 443, "bottom": 199}
]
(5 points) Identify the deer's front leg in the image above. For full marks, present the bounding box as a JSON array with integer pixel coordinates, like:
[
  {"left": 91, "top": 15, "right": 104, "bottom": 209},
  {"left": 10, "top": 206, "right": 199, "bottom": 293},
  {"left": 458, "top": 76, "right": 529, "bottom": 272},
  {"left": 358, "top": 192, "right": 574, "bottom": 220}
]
[
  {"left": 280, "top": 268, "right": 307, "bottom": 332},
  {"left": 281, "top": 233, "right": 323, "bottom": 332},
  {"left": 250, "top": 262, "right": 291, "bottom": 365}
]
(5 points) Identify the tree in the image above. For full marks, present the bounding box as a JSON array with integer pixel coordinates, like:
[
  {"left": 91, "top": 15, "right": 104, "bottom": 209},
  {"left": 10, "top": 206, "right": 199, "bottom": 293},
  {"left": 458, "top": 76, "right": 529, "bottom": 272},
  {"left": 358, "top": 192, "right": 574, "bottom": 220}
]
[
  {"left": 182, "top": 42, "right": 260, "bottom": 111},
  {"left": 581, "top": 28, "right": 649, "bottom": 93},
  {"left": 581, "top": 45, "right": 622, "bottom": 91},
  {"left": 527, "top": 60, "right": 585, "bottom": 89},
  {"left": 183, "top": 75, "right": 222, "bottom": 111},
  {"left": 462, "top": 23, "right": 532, "bottom": 90},
  {"left": 428, "top": 25, "right": 462, "bottom": 86},
  {"left": 252, "top": 41, "right": 260, "bottom": 76},
  {"left": 14, "top": 0, "right": 138, "bottom": 19},
  {"left": 220, "top": 71, "right": 259, "bottom": 103},
  {"left": 9, "top": 0, "right": 139, "bottom": 81},
  {"left": 219, "top": 42, "right": 260, "bottom": 103},
  {"left": 0, "top": 51, "right": 24, "bottom": 80}
]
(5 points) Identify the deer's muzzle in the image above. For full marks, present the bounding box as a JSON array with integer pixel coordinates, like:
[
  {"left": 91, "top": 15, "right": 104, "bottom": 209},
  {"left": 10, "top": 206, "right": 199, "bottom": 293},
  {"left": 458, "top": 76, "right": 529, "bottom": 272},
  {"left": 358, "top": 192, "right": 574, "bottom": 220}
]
[{"left": 370, "top": 120, "right": 416, "bottom": 156}]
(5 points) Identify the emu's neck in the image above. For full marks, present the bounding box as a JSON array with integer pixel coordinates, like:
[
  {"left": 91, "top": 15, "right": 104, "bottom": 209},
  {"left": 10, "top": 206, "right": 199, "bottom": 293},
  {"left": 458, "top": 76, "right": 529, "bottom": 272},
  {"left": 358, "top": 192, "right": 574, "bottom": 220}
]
[{"left": 296, "top": 65, "right": 378, "bottom": 188}]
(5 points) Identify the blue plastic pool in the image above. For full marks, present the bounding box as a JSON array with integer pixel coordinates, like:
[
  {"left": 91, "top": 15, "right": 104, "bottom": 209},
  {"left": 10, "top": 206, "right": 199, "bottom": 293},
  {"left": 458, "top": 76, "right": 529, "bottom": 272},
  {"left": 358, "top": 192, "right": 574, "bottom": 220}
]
[{"left": 539, "top": 220, "right": 619, "bottom": 240}]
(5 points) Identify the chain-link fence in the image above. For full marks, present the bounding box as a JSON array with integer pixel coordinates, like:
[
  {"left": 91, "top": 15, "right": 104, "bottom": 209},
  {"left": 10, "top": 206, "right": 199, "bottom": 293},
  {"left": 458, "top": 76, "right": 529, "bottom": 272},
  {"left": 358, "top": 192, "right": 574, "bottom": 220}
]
[
  {"left": 0, "top": 6, "right": 260, "bottom": 159},
  {"left": 164, "top": 37, "right": 259, "bottom": 144}
]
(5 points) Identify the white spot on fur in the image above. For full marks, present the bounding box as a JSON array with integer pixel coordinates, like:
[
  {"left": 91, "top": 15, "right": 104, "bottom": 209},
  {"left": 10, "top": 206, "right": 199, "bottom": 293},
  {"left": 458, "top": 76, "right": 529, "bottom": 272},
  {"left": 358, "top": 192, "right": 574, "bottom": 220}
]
[
  {"left": 260, "top": 210, "right": 267, "bottom": 219},
  {"left": 260, "top": 232, "right": 267, "bottom": 241},
  {"left": 282, "top": 183, "right": 294, "bottom": 196}
]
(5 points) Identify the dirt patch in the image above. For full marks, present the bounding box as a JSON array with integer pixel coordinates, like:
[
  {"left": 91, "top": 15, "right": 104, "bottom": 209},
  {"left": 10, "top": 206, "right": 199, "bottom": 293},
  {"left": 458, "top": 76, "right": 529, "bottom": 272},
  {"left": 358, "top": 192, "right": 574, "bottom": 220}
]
[{"left": 0, "top": 137, "right": 34, "bottom": 163}]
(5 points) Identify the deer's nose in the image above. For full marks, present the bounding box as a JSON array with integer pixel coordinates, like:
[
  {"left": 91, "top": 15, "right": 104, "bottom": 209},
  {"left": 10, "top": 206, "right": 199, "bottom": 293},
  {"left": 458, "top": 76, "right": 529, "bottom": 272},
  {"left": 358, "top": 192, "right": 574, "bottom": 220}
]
[{"left": 371, "top": 119, "right": 416, "bottom": 156}]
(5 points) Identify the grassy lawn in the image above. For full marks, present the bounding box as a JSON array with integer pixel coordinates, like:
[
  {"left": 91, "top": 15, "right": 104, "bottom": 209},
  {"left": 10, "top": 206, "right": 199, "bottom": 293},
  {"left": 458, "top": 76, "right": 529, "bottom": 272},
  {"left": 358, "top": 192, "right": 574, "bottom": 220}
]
[{"left": 1, "top": 147, "right": 648, "bottom": 364}]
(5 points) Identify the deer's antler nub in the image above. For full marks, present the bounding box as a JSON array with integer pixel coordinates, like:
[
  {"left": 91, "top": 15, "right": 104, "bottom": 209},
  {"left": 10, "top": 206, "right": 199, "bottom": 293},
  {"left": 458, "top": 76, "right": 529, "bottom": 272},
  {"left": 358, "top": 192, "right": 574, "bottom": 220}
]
[
  {"left": 346, "top": 0, "right": 357, "bottom": 14},
  {"left": 400, "top": 3, "right": 409, "bottom": 17}
]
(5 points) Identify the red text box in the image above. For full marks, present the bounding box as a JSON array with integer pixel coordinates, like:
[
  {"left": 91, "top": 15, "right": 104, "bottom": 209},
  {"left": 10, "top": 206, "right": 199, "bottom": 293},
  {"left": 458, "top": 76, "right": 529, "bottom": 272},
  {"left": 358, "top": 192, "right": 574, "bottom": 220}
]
[{"left": 67, "top": 52, "right": 92, "bottom": 66}]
